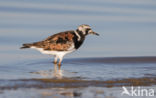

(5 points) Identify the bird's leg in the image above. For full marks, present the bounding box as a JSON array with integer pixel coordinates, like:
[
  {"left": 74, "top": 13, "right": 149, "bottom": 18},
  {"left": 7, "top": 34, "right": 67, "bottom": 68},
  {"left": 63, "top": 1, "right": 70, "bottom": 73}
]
[
  {"left": 53, "top": 56, "right": 58, "bottom": 64},
  {"left": 58, "top": 57, "right": 63, "bottom": 70}
]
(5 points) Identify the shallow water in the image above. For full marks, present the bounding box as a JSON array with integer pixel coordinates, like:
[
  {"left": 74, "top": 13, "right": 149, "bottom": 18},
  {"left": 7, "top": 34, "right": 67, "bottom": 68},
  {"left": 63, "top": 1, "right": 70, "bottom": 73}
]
[
  {"left": 0, "top": 56, "right": 156, "bottom": 80},
  {"left": 0, "top": 86, "right": 156, "bottom": 98},
  {"left": 0, "top": 57, "right": 156, "bottom": 98}
]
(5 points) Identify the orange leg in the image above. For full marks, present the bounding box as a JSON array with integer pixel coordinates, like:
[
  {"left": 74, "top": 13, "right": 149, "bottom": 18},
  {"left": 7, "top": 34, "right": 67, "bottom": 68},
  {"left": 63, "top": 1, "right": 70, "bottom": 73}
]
[
  {"left": 58, "top": 63, "right": 62, "bottom": 70},
  {"left": 58, "top": 57, "right": 63, "bottom": 70}
]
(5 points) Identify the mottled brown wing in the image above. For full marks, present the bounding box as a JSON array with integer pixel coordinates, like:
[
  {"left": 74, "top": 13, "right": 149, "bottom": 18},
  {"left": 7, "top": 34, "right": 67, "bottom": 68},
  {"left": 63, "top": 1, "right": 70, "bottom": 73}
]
[{"left": 40, "top": 31, "right": 75, "bottom": 51}]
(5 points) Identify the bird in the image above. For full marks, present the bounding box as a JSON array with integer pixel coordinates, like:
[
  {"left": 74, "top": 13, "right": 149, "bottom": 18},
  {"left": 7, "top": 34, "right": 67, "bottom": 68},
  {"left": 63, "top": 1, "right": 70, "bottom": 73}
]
[{"left": 20, "top": 24, "right": 99, "bottom": 70}]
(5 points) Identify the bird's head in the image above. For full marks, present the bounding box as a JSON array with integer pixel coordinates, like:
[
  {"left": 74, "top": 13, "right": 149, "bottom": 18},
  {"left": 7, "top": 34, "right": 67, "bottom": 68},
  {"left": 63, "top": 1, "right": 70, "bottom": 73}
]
[{"left": 77, "top": 24, "right": 99, "bottom": 36}]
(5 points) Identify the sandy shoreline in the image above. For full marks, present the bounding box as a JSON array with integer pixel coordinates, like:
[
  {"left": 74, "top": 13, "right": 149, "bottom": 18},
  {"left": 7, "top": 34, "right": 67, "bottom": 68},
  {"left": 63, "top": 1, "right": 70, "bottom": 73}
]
[{"left": 1, "top": 77, "right": 156, "bottom": 90}]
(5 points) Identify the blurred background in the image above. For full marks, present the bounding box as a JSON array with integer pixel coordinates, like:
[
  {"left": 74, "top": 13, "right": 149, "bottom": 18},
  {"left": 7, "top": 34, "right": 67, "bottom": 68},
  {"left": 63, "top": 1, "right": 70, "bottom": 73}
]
[{"left": 0, "top": 0, "right": 156, "bottom": 64}]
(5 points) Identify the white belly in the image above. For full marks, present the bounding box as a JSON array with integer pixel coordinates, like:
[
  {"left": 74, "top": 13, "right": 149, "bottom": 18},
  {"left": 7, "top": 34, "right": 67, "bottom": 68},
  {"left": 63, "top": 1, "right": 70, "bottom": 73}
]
[{"left": 31, "top": 46, "right": 75, "bottom": 57}]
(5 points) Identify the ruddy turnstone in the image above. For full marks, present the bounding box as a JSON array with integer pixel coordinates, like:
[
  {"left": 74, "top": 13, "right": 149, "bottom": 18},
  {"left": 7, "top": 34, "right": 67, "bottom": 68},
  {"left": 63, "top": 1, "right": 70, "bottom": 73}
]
[{"left": 21, "top": 24, "right": 99, "bottom": 69}]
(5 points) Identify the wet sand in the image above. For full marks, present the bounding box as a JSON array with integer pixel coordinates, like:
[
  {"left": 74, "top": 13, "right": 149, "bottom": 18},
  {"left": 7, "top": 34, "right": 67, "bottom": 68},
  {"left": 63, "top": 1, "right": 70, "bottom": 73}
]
[{"left": 0, "top": 77, "right": 156, "bottom": 90}]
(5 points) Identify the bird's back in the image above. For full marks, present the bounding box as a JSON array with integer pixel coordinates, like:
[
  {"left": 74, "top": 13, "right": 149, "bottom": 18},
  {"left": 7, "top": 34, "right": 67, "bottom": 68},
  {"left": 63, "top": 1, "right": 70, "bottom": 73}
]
[{"left": 21, "top": 30, "right": 84, "bottom": 51}]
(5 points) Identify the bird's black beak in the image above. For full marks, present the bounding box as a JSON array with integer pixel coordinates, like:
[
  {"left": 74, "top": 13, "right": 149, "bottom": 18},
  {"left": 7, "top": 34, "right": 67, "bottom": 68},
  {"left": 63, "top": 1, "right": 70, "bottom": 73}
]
[{"left": 93, "top": 32, "right": 100, "bottom": 36}]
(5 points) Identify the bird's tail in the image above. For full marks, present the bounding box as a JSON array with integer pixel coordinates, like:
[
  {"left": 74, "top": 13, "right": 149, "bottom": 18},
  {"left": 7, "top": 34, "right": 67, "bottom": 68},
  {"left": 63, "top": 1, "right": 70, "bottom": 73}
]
[{"left": 20, "top": 43, "right": 33, "bottom": 49}]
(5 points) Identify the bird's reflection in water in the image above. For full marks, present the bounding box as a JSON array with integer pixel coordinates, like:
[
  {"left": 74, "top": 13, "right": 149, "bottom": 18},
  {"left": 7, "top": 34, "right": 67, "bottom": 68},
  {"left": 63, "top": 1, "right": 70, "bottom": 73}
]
[{"left": 31, "top": 63, "right": 63, "bottom": 79}]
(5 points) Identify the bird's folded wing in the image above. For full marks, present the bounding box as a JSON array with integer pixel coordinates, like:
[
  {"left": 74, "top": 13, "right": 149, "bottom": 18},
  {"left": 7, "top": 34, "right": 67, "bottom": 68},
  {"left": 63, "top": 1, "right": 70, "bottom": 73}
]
[{"left": 33, "top": 31, "right": 75, "bottom": 51}]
